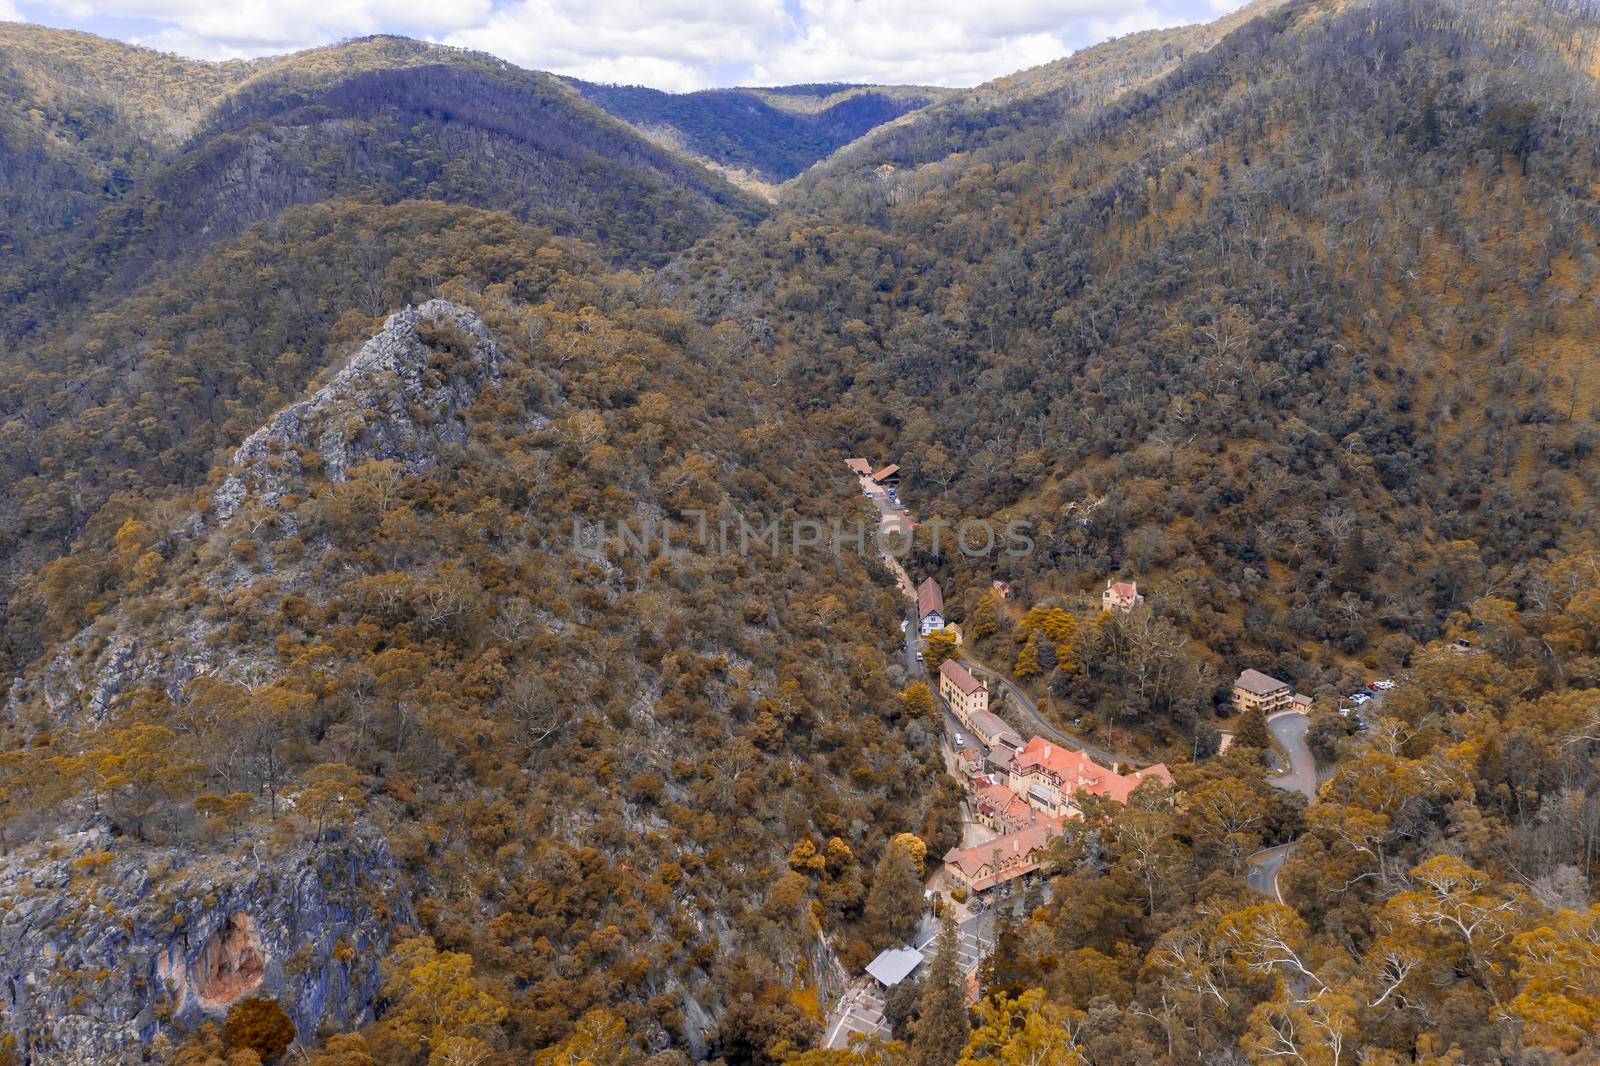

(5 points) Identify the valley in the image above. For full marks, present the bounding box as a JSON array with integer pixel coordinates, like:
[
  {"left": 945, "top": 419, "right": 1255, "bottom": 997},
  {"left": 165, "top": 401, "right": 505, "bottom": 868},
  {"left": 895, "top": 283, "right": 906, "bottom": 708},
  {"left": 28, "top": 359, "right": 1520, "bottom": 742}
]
[{"left": 4, "top": 0, "right": 1600, "bottom": 1063}]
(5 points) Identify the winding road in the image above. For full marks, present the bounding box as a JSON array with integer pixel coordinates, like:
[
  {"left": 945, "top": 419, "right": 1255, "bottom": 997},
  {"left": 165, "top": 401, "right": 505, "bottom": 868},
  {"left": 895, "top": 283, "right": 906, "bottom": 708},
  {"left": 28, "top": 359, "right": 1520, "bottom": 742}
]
[
  {"left": 1264, "top": 710, "right": 1318, "bottom": 802},
  {"left": 961, "top": 662, "right": 1142, "bottom": 767},
  {"left": 1245, "top": 842, "right": 1294, "bottom": 902}
]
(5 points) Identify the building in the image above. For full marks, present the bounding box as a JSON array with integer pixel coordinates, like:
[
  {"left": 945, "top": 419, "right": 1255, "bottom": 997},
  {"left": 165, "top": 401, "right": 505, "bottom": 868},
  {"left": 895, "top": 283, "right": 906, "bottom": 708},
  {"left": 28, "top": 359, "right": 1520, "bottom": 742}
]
[
  {"left": 942, "top": 822, "right": 1057, "bottom": 894},
  {"left": 866, "top": 946, "right": 924, "bottom": 989},
  {"left": 1102, "top": 579, "right": 1143, "bottom": 612},
  {"left": 967, "top": 706, "right": 1023, "bottom": 752},
  {"left": 917, "top": 578, "right": 946, "bottom": 635},
  {"left": 939, "top": 659, "right": 988, "bottom": 723},
  {"left": 870, "top": 463, "right": 901, "bottom": 489},
  {"left": 846, "top": 457, "right": 873, "bottom": 477},
  {"left": 1232, "top": 669, "right": 1294, "bottom": 715},
  {"left": 969, "top": 776, "right": 1035, "bottom": 834},
  {"left": 1006, "top": 736, "right": 1173, "bottom": 820}
]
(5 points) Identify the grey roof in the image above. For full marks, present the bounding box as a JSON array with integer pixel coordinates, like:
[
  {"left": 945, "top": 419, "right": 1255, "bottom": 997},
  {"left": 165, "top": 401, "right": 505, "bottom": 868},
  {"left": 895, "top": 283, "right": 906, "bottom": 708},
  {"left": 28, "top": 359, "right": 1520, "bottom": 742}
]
[
  {"left": 1235, "top": 668, "right": 1288, "bottom": 695},
  {"left": 866, "top": 946, "right": 924, "bottom": 987}
]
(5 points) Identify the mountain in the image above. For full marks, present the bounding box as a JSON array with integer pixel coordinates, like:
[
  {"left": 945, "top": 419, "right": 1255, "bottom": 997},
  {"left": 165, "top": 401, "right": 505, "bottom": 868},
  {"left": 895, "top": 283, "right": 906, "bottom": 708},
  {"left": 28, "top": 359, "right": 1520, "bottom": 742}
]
[
  {"left": 10, "top": 0, "right": 1600, "bottom": 1062},
  {"left": 0, "top": 218, "right": 947, "bottom": 1063},
  {"left": 0, "top": 28, "right": 769, "bottom": 341},
  {"left": 679, "top": 0, "right": 1600, "bottom": 717},
  {"left": 567, "top": 80, "right": 953, "bottom": 193}
]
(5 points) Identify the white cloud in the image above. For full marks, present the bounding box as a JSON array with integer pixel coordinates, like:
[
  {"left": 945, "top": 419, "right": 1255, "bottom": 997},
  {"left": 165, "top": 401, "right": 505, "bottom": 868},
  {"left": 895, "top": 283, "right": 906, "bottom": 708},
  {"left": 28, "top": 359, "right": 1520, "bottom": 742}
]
[
  {"left": 443, "top": 0, "right": 788, "bottom": 87},
  {"left": 0, "top": 0, "right": 23, "bottom": 20},
  {"left": 21, "top": 0, "right": 1224, "bottom": 87},
  {"left": 751, "top": 0, "right": 1156, "bottom": 87}
]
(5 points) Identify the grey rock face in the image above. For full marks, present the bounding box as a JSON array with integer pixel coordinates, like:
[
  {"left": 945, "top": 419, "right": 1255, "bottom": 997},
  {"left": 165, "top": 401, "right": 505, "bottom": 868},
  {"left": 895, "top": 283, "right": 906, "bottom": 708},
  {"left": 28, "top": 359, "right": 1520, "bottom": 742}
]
[
  {"left": 216, "top": 299, "right": 500, "bottom": 520},
  {"left": 0, "top": 829, "right": 411, "bottom": 1064}
]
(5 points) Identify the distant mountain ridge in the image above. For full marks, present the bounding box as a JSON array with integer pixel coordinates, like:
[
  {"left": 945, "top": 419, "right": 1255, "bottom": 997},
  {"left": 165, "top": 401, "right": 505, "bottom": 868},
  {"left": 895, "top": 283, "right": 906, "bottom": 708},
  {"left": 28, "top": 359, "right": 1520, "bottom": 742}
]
[{"left": 566, "top": 78, "right": 954, "bottom": 190}]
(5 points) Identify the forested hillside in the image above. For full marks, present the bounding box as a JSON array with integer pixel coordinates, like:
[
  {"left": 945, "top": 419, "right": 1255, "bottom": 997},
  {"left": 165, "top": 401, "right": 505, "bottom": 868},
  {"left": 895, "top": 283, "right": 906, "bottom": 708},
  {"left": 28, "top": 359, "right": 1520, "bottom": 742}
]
[
  {"left": 8, "top": 0, "right": 1600, "bottom": 1062},
  {"left": 0, "top": 28, "right": 767, "bottom": 343},
  {"left": 568, "top": 81, "right": 951, "bottom": 187},
  {"left": 0, "top": 204, "right": 951, "bottom": 1063},
  {"left": 677, "top": 0, "right": 1600, "bottom": 734}
]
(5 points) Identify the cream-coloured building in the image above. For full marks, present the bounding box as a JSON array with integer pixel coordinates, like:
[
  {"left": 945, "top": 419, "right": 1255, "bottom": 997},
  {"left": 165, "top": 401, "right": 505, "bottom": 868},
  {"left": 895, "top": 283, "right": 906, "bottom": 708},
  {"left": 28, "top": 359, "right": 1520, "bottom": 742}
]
[
  {"left": 1006, "top": 737, "right": 1173, "bottom": 820},
  {"left": 939, "top": 659, "right": 989, "bottom": 725},
  {"left": 1231, "top": 669, "right": 1294, "bottom": 715},
  {"left": 1102, "top": 579, "right": 1143, "bottom": 612}
]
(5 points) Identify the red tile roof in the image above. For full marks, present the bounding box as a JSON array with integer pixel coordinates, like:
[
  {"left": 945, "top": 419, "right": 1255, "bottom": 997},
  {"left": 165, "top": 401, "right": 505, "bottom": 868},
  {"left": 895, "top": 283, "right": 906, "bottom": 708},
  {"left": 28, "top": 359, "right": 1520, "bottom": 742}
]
[
  {"left": 871, "top": 463, "right": 900, "bottom": 482},
  {"left": 917, "top": 577, "right": 945, "bottom": 620},
  {"left": 971, "top": 777, "right": 1033, "bottom": 830},
  {"left": 942, "top": 822, "right": 1058, "bottom": 891},
  {"left": 1011, "top": 736, "right": 1173, "bottom": 804},
  {"left": 847, "top": 458, "right": 873, "bottom": 476},
  {"left": 1107, "top": 580, "right": 1138, "bottom": 599}
]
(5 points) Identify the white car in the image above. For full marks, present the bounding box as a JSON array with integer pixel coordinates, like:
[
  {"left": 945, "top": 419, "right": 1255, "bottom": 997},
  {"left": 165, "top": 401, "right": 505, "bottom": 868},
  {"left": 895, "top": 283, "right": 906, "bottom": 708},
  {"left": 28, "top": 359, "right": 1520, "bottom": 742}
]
[
  {"left": 954, "top": 732, "right": 966, "bottom": 748},
  {"left": 1373, "top": 679, "right": 1397, "bottom": 691},
  {"left": 1350, "top": 692, "right": 1373, "bottom": 705}
]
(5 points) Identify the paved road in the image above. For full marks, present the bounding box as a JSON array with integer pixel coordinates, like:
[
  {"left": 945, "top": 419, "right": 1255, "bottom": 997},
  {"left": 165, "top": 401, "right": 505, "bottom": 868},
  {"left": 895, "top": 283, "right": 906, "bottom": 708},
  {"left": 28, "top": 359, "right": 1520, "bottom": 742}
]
[
  {"left": 962, "top": 661, "right": 1144, "bottom": 767},
  {"left": 1264, "top": 711, "right": 1317, "bottom": 802},
  {"left": 1245, "top": 843, "right": 1294, "bottom": 902}
]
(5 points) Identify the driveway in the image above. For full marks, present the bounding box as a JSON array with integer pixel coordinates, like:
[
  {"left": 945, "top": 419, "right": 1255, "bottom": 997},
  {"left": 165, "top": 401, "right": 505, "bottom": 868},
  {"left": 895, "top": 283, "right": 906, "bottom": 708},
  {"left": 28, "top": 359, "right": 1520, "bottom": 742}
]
[{"left": 1265, "top": 710, "right": 1317, "bottom": 802}]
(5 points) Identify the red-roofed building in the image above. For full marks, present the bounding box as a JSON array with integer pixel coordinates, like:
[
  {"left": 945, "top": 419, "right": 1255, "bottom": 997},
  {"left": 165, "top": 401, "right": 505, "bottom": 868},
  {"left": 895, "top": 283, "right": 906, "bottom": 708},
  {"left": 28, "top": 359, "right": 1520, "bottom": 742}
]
[
  {"left": 1006, "top": 736, "right": 1172, "bottom": 819},
  {"left": 871, "top": 463, "right": 901, "bottom": 487},
  {"left": 1102, "top": 579, "right": 1144, "bottom": 612},
  {"left": 847, "top": 458, "right": 873, "bottom": 476},
  {"left": 969, "top": 775, "right": 1035, "bottom": 834},
  {"left": 942, "top": 822, "right": 1058, "bottom": 894}
]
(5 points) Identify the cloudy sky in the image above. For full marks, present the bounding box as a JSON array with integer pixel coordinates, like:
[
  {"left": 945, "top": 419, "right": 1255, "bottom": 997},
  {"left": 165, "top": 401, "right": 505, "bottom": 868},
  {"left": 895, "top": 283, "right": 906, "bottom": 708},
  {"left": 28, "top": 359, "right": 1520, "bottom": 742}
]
[{"left": 2, "top": 0, "right": 1246, "bottom": 91}]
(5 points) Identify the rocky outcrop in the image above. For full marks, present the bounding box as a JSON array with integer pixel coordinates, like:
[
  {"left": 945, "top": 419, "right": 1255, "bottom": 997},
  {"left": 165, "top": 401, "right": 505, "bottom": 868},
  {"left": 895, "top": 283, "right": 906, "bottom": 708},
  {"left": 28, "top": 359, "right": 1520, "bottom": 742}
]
[
  {"left": 215, "top": 298, "right": 501, "bottom": 520},
  {"left": 0, "top": 828, "right": 410, "bottom": 1064},
  {"left": 3, "top": 299, "right": 501, "bottom": 731}
]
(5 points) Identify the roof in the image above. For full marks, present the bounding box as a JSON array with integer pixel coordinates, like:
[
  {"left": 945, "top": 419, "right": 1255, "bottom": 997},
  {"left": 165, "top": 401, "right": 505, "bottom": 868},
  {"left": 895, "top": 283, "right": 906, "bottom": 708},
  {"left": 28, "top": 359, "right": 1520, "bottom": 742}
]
[
  {"left": 871, "top": 463, "right": 900, "bottom": 482},
  {"left": 1235, "top": 669, "right": 1288, "bottom": 695},
  {"left": 866, "top": 946, "right": 924, "bottom": 986},
  {"left": 1106, "top": 580, "right": 1138, "bottom": 598},
  {"left": 939, "top": 659, "right": 983, "bottom": 696},
  {"left": 916, "top": 577, "right": 945, "bottom": 619},
  {"left": 971, "top": 777, "right": 1033, "bottom": 828},
  {"left": 1011, "top": 736, "right": 1173, "bottom": 805},
  {"left": 969, "top": 707, "right": 1022, "bottom": 750},
  {"left": 846, "top": 458, "right": 873, "bottom": 475},
  {"left": 942, "top": 823, "right": 1058, "bottom": 890}
]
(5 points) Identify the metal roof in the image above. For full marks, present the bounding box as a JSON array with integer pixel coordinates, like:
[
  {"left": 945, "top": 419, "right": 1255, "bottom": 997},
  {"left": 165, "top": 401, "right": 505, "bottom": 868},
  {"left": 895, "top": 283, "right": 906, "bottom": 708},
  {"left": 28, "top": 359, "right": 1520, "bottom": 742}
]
[{"left": 865, "top": 946, "right": 924, "bottom": 987}]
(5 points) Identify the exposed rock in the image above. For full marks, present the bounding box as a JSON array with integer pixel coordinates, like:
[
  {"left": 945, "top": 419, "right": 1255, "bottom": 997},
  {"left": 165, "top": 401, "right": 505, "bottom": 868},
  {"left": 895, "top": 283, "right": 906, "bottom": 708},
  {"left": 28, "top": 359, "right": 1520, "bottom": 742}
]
[
  {"left": 0, "top": 828, "right": 410, "bottom": 1064},
  {"left": 4, "top": 299, "right": 500, "bottom": 731},
  {"left": 215, "top": 298, "right": 500, "bottom": 521}
]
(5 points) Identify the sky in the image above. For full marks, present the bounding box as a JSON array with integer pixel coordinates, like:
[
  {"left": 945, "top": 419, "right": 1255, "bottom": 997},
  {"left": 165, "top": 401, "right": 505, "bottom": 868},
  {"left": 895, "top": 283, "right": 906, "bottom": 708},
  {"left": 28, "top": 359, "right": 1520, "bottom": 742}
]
[{"left": 2, "top": 0, "right": 1248, "bottom": 92}]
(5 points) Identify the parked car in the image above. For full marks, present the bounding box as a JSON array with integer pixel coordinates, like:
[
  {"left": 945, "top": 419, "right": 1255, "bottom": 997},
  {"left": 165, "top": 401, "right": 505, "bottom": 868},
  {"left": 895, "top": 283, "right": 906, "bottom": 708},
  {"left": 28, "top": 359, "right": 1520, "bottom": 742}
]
[
  {"left": 954, "top": 732, "right": 966, "bottom": 749},
  {"left": 915, "top": 651, "right": 924, "bottom": 662},
  {"left": 1351, "top": 692, "right": 1373, "bottom": 705},
  {"left": 1373, "top": 679, "right": 1397, "bottom": 690}
]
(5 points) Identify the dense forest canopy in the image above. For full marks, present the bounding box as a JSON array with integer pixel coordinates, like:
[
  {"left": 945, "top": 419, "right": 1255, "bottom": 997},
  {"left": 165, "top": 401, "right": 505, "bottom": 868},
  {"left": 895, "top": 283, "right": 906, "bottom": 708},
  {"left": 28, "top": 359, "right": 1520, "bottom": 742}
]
[{"left": 6, "top": 0, "right": 1600, "bottom": 1062}]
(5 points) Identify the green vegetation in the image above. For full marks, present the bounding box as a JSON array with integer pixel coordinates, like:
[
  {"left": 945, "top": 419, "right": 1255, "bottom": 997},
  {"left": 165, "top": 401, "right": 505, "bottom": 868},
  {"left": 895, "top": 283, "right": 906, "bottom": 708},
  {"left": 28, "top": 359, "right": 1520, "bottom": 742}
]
[
  {"left": 8, "top": 0, "right": 1600, "bottom": 1060},
  {"left": 567, "top": 81, "right": 946, "bottom": 182}
]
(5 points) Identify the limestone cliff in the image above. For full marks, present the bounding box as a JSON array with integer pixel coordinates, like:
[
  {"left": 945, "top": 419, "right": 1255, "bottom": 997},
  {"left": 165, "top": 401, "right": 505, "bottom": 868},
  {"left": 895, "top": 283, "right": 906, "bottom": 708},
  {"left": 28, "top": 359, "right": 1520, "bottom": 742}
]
[
  {"left": 0, "top": 828, "right": 409, "bottom": 1063},
  {"left": 0, "top": 303, "right": 501, "bottom": 1061}
]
